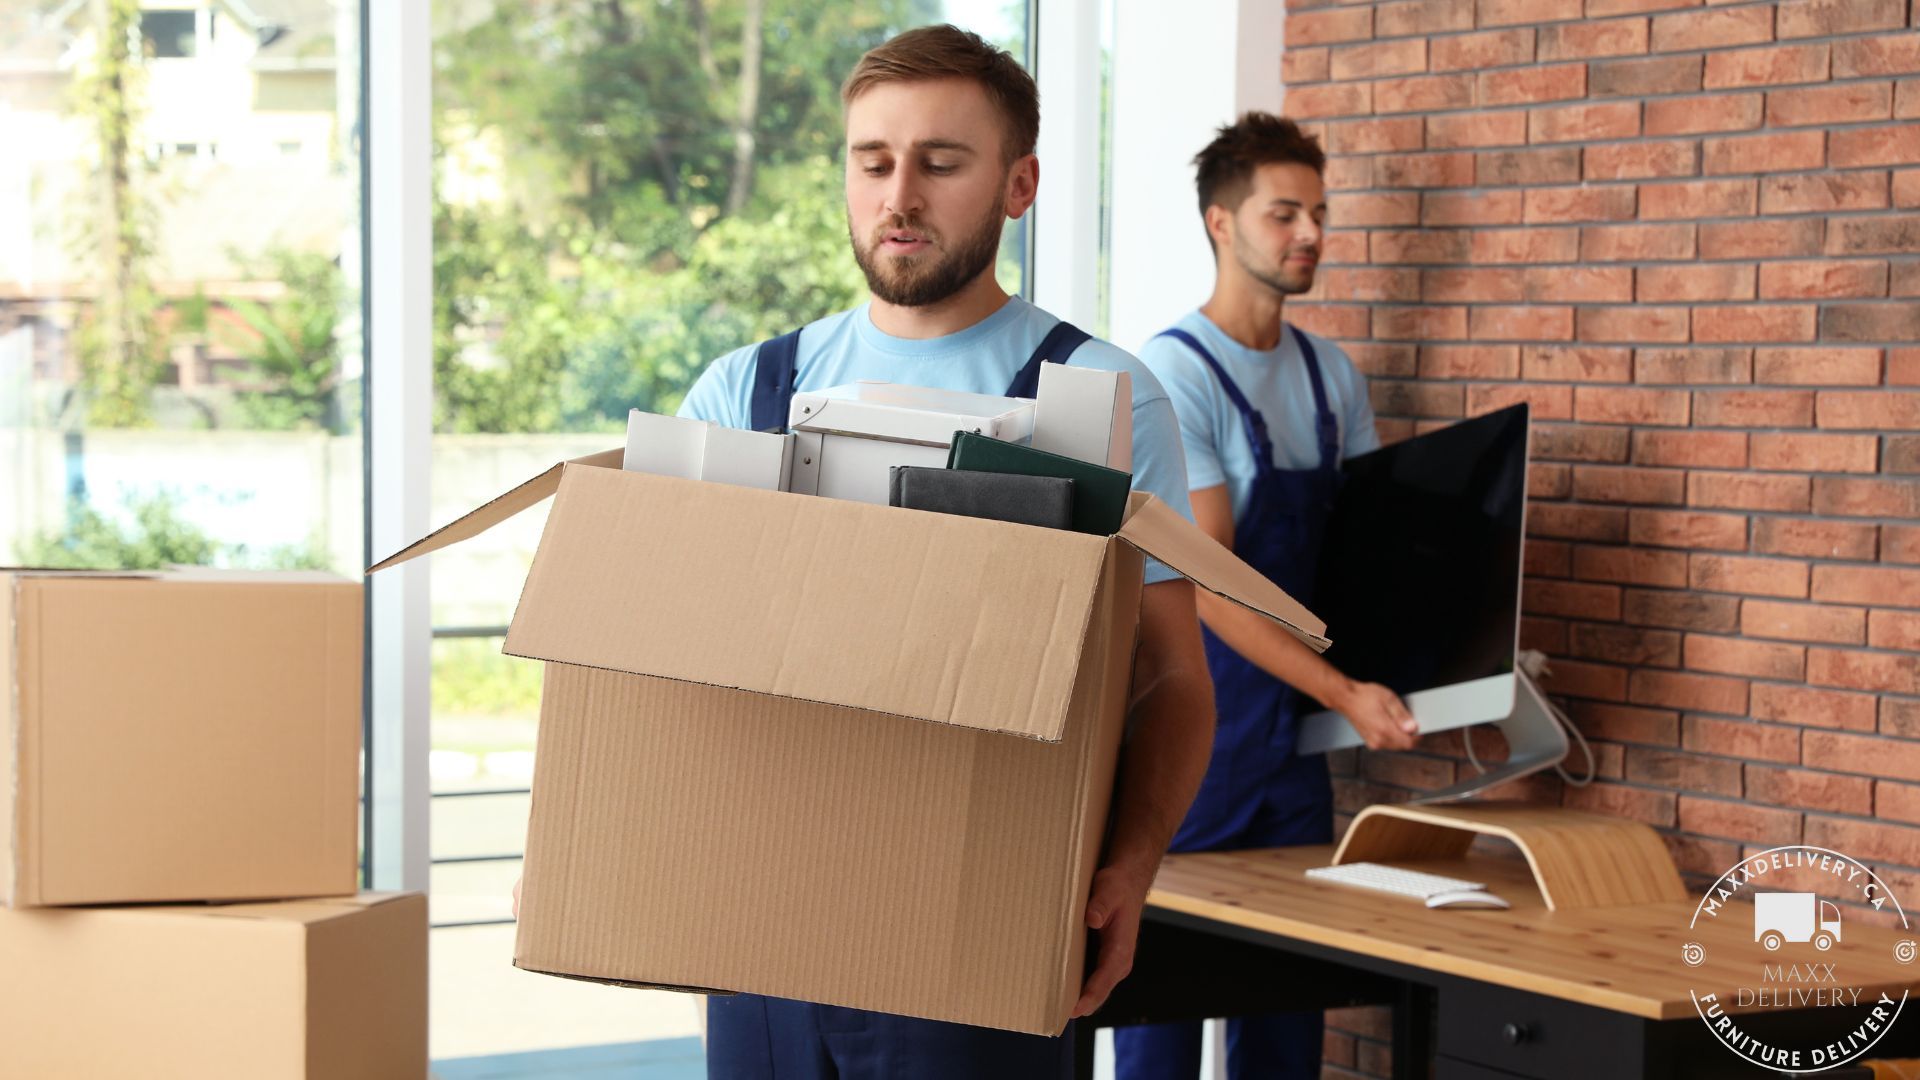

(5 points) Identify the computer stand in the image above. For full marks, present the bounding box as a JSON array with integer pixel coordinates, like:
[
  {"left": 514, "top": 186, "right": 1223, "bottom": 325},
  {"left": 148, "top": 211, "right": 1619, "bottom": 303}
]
[{"left": 1410, "top": 667, "right": 1570, "bottom": 804}]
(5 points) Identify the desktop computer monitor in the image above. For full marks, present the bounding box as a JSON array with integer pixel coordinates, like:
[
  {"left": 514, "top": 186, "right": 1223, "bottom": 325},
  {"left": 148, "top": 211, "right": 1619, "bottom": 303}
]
[{"left": 1294, "top": 403, "right": 1529, "bottom": 756}]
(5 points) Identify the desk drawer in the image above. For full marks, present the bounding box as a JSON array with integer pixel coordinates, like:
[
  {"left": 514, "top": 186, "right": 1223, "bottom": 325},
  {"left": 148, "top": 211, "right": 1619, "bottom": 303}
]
[{"left": 1437, "top": 980, "right": 1645, "bottom": 1078}]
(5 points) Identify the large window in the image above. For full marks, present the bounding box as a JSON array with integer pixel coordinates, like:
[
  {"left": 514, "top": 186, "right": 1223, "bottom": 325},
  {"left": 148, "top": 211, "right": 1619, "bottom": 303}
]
[{"left": 1, "top": 3, "right": 363, "bottom": 581}]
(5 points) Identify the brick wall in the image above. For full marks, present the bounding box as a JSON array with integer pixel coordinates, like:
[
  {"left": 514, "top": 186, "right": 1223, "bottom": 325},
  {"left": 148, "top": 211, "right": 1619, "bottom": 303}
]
[{"left": 1278, "top": 1, "right": 1920, "bottom": 1075}]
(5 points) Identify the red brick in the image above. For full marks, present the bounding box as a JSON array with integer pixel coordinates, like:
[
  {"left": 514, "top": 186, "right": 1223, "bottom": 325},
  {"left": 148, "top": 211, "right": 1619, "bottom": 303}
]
[
  {"left": 1470, "top": 383, "right": 1574, "bottom": 420},
  {"left": 1523, "top": 186, "right": 1635, "bottom": 224},
  {"left": 1540, "top": 17, "right": 1650, "bottom": 61},
  {"left": 1282, "top": 47, "right": 1330, "bottom": 84},
  {"left": 1637, "top": 179, "right": 1756, "bottom": 221},
  {"left": 1478, "top": 0, "right": 1583, "bottom": 28},
  {"left": 1585, "top": 141, "right": 1700, "bottom": 181},
  {"left": 1813, "top": 476, "right": 1920, "bottom": 518},
  {"left": 1684, "top": 633, "right": 1805, "bottom": 680},
  {"left": 1477, "top": 146, "right": 1583, "bottom": 186},
  {"left": 1574, "top": 545, "right": 1689, "bottom": 588},
  {"left": 1870, "top": 609, "right": 1920, "bottom": 650},
  {"left": 1521, "top": 614, "right": 1569, "bottom": 654},
  {"left": 1371, "top": 381, "right": 1465, "bottom": 417},
  {"left": 1565, "top": 783, "right": 1676, "bottom": 828},
  {"left": 1692, "top": 306, "right": 1817, "bottom": 345},
  {"left": 1374, "top": 0, "right": 1474, "bottom": 36},
  {"left": 1631, "top": 669, "right": 1748, "bottom": 714},
  {"left": 1535, "top": 424, "right": 1633, "bottom": 463},
  {"left": 1421, "top": 268, "right": 1526, "bottom": 303},
  {"left": 1702, "top": 131, "right": 1827, "bottom": 176},
  {"left": 1637, "top": 266, "right": 1755, "bottom": 308},
  {"left": 1817, "top": 391, "right": 1920, "bottom": 430},
  {"left": 1287, "top": 82, "right": 1373, "bottom": 120},
  {"left": 1699, "top": 218, "right": 1824, "bottom": 259},
  {"left": 1832, "top": 124, "right": 1920, "bottom": 169},
  {"left": 1635, "top": 347, "right": 1752, "bottom": 384},
  {"left": 1286, "top": 304, "right": 1371, "bottom": 339},
  {"left": 1372, "top": 305, "right": 1468, "bottom": 340},
  {"left": 1753, "top": 345, "right": 1884, "bottom": 384},
  {"left": 1776, "top": 0, "right": 1906, "bottom": 39},
  {"left": 1423, "top": 190, "right": 1525, "bottom": 228},
  {"left": 1797, "top": 810, "right": 1920, "bottom": 860},
  {"left": 1572, "top": 465, "right": 1686, "bottom": 505},
  {"left": 1587, "top": 0, "right": 1705, "bottom": 14},
  {"left": 1704, "top": 43, "right": 1830, "bottom": 88},
  {"left": 1690, "top": 553, "right": 1809, "bottom": 598},
  {"left": 1571, "top": 622, "right": 1683, "bottom": 666},
  {"left": 1330, "top": 39, "right": 1427, "bottom": 81},
  {"left": 1473, "top": 305, "right": 1575, "bottom": 341},
  {"left": 1768, "top": 83, "right": 1894, "bottom": 128},
  {"left": 1479, "top": 64, "right": 1587, "bottom": 107},
  {"left": 1528, "top": 467, "right": 1574, "bottom": 503},
  {"left": 1679, "top": 796, "right": 1802, "bottom": 846},
  {"left": 1806, "top": 729, "right": 1920, "bottom": 780},
  {"left": 1425, "top": 113, "right": 1528, "bottom": 152},
  {"left": 1884, "top": 697, "right": 1920, "bottom": 737},
  {"left": 1904, "top": 78, "right": 1920, "bottom": 120},
  {"left": 1752, "top": 682, "right": 1878, "bottom": 730},
  {"left": 1320, "top": 230, "right": 1368, "bottom": 262},
  {"left": 1524, "top": 344, "right": 1633, "bottom": 382},
  {"left": 1575, "top": 386, "right": 1690, "bottom": 426},
  {"left": 1325, "top": 194, "right": 1418, "bottom": 233},
  {"left": 1327, "top": 118, "right": 1425, "bottom": 156},
  {"left": 1370, "top": 229, "right": 1469, "bottom": 265},
  {"left": 1897, "top": 262, "right": 1920, "bottom": 298},
  {"left": 1890, "top": 434, "right": 1920, "bottom": 470},
  {"left": 1880, "top": 779, "right": 1920, "bottom": 824},
  {"left": 1754, "top": 518, "right": 1878, "bottom": 560},
  {"left": 1592, "top": 55, "right": 1703, "bottom": 97},
  {"left": 1752, "top": 765, "right": 1874, "bottom": 816},
  {"left": 1417, "top": 345, "right": 1520, "bottom": 380},
  {"left": 1575, "top": 307, "right": 1689, "bottom": 345},
  {"left": 1473, "top": 227, "right": 1582, "bottom": 264},
  {"left": 1580, "top": 224, "right": 1696, "bottom": 262},
  {"left": 1574, "top": 701, "right": 1680, "bottom": 745},
  {"left": 1325, "top": 157, "right": 1373, "bottom": 191},
  {"left": 1650, "top": 7, "right": 1775, "bottom": 53},
  {"left": 1743, "top": 599, "right": 1867, "bottom": 645},
  {"left": 1827, "top": 214, "right": 1920, "bottom": 256},
  {"left": 1693, "top": 388, "right": 1816, "bottom": 427},
  {"left": 1285, "top": 7, "right": 1373, "bottom": 47},
  {"left": 1809, "top": 649, "right": 1920, "bottom": 694},
  {"left": 1687, "top": 471, "right": 1810, "bottom": 513},
  {"left": 1760, "top": 172, "right": 1891, "bottom": 215},
  {"left": 1632, "top": 429, "right": 1747, "bottom": 469},
  {"left": 1646, "top": 92, "right": 1763, "bottom": 137},
  {"left": 1313, "top": 268, "right": 1422, "bottom": 303},
  {"left": 1888, "top": 524, "right": 1920, "bottom": 563},
  {"left": 1749, "top": 432, "right": 1878, "bottom": 473},
  {"left": 1523, "top": 578, "right": 1623, "bottom": 620},
  {"left": 1529, "top": 102, "right": 1641, "bottom": 144},
  {"left": 1630, "top": 508, "right": 1745, "bottom": 550},
  {"left": 1834, "top": 35, "right": 1920, "bottom": 78},
  {"left": 1529, "top": 502, "right": 1630, "bottom": 540},
  {"left": 1822, "top": 302, "right": 1920, "bottom": 343},
  {"left": 1524, "top": 267, "right": 1636, "bottom": 303},
  {"left": 1431, "top": 28, "right": 1535, "bottom": 72},
  {"left": 1372, "top": 73, "right": 1476, "bottom": 113},
  {"left": 1685, "top": 716, "right": 1800, "bottom": 763},
  {"left": 1813, "top": 565, "right": 1920, "bottom": 606},
  {"left": 1627, "top": 746, "right": 1743, "bottom": 794},
  {"left": 1624, "top": 588, "right": 1741, "bottom": 632},
  {"left": 1374, "top": 152, "right": 1475, "bottom": 189}
]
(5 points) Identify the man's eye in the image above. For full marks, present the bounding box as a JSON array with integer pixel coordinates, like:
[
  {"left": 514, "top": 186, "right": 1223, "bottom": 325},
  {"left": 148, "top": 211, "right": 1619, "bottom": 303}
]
[
  {"left": 863, "top": 164, "right": 890, "bottom": 176},
  {"left": 925, "top": 163, "right": 956, "bottom": 175}
]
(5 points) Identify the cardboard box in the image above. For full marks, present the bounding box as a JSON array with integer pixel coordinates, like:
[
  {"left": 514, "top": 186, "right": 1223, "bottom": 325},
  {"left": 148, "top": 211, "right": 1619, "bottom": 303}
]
[
  {"left": 0, "top": 891, "right": 425, "bottom": 1078},
  {"left": 371, "top": 456, "right": 1326, "bottom": 1034},
  {"left": 1032, "top": 363, "right": 1132, "bottom": 472},
  {"left": 624, "top": 409, "right": 795, "bottom": 491},
  {"left": 788, "top": 382, "right": 1037, "bottom": 504},
  {"left": 1, "top": 569, "right": 362, "bottom": 907}
]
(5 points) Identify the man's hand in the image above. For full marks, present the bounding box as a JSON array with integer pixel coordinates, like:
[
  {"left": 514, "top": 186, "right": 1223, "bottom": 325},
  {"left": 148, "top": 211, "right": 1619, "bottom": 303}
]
[
  {"left": 512, "top": 875, "right": 522, "bottom": 920},
  {"left": 1333, "top": 678, "right": 1418, "bottom": 751},
  {"left": 1072, "top": 860, "right": 1154, "bottom": 1019}
]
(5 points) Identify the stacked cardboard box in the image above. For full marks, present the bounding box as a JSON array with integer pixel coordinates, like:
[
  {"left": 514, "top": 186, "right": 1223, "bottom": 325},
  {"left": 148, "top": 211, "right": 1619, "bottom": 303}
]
[{"left": 0, "top": 569, "right": 426, "bottom": 1078}]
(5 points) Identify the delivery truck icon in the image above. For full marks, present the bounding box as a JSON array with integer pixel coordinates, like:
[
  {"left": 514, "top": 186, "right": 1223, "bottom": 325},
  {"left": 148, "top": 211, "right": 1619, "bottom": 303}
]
[{"left": 1755, "top": 892, "right": 1843, "bottom": 952}]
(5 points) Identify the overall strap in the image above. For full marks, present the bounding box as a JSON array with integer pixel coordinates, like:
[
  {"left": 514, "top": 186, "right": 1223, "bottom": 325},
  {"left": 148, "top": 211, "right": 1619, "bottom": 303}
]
[
  {"left": 1289, "top": 325, "right": 1341, "bottom": 468},
  {"left": 748, "top": 328, "right": 803, "bottom": 433},
  {"left": 1002, "top": 320, "right": 1092, "bottom": 399},
  {"left": 1155, "top": 327, "right": 1275, "bottom": 467}
]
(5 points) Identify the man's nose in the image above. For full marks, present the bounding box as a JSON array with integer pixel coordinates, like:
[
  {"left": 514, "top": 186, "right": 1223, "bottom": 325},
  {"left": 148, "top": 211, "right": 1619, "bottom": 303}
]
[{"left": 884, "top": 166, "right": 926, "bottom": 219}]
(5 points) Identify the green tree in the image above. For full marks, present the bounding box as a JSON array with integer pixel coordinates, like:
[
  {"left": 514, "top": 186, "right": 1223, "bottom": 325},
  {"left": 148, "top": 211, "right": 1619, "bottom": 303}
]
[{"left": 222, "top": 250, "right": 355, "bottom": 433}]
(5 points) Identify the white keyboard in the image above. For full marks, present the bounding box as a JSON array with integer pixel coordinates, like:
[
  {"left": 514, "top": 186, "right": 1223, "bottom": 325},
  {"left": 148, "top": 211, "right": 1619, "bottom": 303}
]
[{"left": 1305, "top": 862, "right": 1486, "bottom": 900}]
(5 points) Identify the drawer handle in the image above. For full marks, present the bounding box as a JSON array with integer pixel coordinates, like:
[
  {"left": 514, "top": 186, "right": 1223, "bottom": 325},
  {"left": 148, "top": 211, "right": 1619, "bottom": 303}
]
[{"left": 1502, "top": 1022, "right": 1531, "bottom": 1046}]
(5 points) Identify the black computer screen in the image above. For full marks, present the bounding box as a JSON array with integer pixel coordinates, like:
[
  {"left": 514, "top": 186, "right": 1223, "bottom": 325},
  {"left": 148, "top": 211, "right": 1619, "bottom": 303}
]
[{"left": 1307, "top": 403, "right": 1529, "bottom": 703}]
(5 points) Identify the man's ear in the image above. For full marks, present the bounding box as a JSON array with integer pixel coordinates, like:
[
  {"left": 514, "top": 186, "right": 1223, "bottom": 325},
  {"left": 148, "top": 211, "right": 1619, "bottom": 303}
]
[
  {"left": 1005, "top": 154, "right": 1039, "bottom": 219},
  {"left": 1204, "top": 203, "right": 1233, "bottom": 252}
]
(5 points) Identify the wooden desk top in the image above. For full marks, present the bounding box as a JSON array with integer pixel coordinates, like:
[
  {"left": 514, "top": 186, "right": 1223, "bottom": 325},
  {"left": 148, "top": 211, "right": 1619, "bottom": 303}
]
[{"left": 1149, "top": 845, "right": 1920, "bottom": 1021}]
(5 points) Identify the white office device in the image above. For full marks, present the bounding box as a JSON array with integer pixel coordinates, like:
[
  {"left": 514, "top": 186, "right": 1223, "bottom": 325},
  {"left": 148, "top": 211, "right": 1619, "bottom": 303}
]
[
  {"left": 623, "top": 410, "right": 795, "bottom": 491},
  {"left": 1031, "top": 363, "right": 1131, "bottom": 471},
  {"left": 1305, "top": 862, "right": 1487, "bottom": 901},
  {"left": 787, "top": 382, "right": 1035, "bottom": 505}
]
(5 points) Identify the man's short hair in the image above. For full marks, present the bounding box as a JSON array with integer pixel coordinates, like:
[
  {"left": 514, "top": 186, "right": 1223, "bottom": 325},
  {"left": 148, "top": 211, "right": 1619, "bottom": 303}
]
[
  {"left": 841, "top": 24, "right": 1039, "bottom": 164},
  {"left": 1192, "top": 111, "right": 1327, "bottom": 223}
]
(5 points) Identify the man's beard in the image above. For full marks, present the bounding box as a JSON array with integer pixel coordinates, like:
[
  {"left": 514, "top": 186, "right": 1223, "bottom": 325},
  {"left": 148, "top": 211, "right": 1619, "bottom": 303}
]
[
  {"left": 1233, "top": 224, "right": 1317, "bottom": 296},
  {"left": 850, "top": 196, "right": 1005, "bottom": 308}
]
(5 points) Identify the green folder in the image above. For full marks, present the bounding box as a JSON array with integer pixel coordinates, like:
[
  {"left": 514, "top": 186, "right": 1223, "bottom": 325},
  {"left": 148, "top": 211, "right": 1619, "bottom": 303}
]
[{"left": 946, "top": 431, "right": 1133, "bottom": 536}]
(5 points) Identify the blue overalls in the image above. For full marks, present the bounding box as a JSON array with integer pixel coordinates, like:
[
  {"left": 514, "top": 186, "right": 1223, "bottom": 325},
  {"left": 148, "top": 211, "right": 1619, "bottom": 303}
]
[
  {"left": 1112, "top": 325, "right": 1340, "bottom": 1080},
  {"left": 707, "top": 318, "right": 1090, "bottom": 1080}
]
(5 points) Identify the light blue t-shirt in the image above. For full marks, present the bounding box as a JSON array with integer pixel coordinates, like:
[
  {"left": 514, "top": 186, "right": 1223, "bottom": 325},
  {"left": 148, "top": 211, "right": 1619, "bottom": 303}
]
[
  {"left": 1138, "top": 311, "right": 1380, "bottom": 524},
  {"left": 679, "top": 296, "right": 1194, "bottom": 584}
]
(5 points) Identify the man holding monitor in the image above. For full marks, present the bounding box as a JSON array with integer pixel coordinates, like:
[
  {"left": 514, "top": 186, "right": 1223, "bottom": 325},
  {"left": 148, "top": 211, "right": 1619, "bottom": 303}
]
[{"left": 1119, "top": 113, "right": 1416, "bottom": 1080}]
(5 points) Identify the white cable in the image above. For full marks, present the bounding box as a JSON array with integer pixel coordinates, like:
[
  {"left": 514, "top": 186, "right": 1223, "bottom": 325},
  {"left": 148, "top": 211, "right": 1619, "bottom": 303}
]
[{"left": 1458, "top": 651, "right": 1596, "bottom": 787}]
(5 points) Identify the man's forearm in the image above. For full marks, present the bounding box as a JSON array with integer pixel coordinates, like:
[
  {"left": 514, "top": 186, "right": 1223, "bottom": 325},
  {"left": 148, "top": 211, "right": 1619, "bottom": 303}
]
[
  {"left": 1103, "top": 665, "right": 1215, "bottom": 878},
  {"left": 1197, "top": 589, "right": 1346, "bottom": 703}
]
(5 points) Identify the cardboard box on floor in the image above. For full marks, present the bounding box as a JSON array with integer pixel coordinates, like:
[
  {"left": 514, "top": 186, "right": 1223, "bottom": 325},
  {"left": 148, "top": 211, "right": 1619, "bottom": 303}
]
[
  {"left": 0, "top": 569, "right": 362, "bottom": 907},
  {"left": 371, "top": 449, "right": 1327, "bottom": 1035},
  {"left": 0, "top": 891, "right": 425, "bottom": 1078}
]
